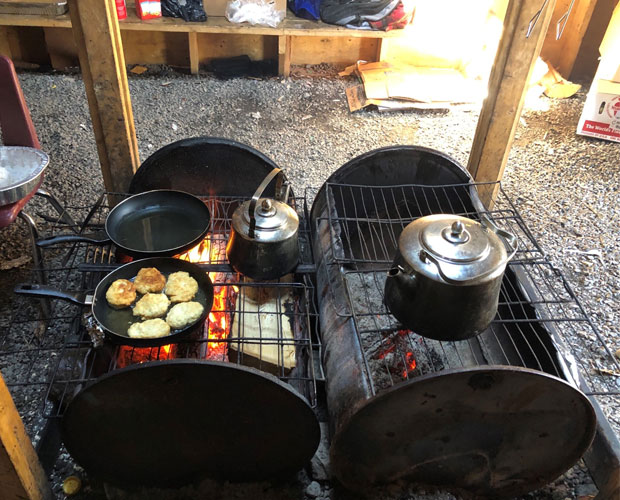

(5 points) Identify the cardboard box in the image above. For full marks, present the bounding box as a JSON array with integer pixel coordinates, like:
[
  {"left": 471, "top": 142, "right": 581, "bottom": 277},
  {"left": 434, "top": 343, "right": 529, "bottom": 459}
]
[
  {"left": 204, "top": 0, "right": 285, "bottom": 18},
  {"left": 576, "top": 4, "right": 620, "bottom": 142},
  {"left": 576, "top": 79, "right": 620, "bottom": 143}
]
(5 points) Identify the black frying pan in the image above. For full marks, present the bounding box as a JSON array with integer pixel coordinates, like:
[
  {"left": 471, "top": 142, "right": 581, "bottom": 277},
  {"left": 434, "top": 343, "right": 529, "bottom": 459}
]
[
  {"left": 14, "top": 258, "right": 214, "bottom": 348},
  {"left": 36, "top": 190, "right": 211, "bottom": 259}
]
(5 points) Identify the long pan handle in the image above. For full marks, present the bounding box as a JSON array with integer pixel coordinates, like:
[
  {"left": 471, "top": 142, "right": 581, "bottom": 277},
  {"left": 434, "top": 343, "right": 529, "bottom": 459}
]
[
  {"left": 36, "top": 231, "right": 110, "bottom": 248},
  {"left": 14, "top": 283, "right": 91, "bottom": 306}
]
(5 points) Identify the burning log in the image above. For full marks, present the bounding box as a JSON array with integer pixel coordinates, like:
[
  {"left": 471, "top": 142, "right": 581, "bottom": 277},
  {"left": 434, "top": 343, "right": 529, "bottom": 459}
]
[{"left": 229, "top": 275, "right": 297, "bottom": 375}]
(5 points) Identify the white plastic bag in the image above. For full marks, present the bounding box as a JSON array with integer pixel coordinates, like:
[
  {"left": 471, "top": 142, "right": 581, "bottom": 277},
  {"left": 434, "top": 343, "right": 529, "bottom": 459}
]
[{"left": 225, "top": 0, "right": 285, "bottom": 28}]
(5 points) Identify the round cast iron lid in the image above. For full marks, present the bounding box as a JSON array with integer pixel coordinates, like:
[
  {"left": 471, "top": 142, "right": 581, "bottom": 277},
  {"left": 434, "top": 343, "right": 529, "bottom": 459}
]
[
  {"left": 61, "top": 360, "right": 320, "bottom": 488},
  {"left": 330, "top": 366, "right": 596, "bottom": 498}
]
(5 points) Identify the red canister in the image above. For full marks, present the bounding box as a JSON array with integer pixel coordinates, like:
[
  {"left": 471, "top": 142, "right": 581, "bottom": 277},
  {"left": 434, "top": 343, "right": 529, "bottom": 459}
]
[{"left": 115, "top": 0, "right": 127, "bottom": 20}]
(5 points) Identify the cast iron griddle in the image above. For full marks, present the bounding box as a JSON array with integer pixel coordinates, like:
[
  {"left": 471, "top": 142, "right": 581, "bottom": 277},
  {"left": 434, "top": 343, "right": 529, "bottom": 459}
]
[
  {"left": 61, "top": 360, "right": 320, "bottom": 488},
  {"left": 330, "top": 366, "right": 596, "bottom": 498}
]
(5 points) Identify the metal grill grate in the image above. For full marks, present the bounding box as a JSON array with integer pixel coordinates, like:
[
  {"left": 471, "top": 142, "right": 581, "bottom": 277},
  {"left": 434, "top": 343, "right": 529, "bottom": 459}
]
[
  {"left": 317, "top": 181, "right": 619, "bottom": 397},
  {"left": 0, "top": 192, "right": 322, "bottom": 421}
]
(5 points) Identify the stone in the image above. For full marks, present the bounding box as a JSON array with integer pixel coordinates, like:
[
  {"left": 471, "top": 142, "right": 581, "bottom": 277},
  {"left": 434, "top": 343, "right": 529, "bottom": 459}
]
[
  {"left": 575, "top": 483, "right": 598, "bottom": 497},
  {"left": 305, "top": 481, "right": 321, "bottom": 498},
  {"left": 311, "top": 423, "right": 330, "bottom": 481}
]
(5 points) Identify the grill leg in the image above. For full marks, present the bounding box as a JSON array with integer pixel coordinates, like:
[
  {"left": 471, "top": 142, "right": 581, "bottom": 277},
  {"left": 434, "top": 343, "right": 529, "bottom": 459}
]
[
  {"left": 35, "top": 189, "right": 77, "bottom": 230},
  {"left": 18, "top": 210, "right": 51, "bottom": 325}
]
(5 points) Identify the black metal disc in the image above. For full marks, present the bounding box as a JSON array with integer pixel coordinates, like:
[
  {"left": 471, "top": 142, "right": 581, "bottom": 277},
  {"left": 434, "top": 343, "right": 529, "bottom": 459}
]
[
  {"left": 129, "top": 137, "right": 281, "bottom": 198},
  {"left": 330, "top": 366, "right": 596, "bottom": 498},
  {"left": 61, "top": 360, "right": 320, "bottom": 488}
]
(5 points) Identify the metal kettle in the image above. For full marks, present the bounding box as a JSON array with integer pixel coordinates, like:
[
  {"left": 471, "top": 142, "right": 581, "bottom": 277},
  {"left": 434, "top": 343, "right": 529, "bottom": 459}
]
[
  {"left": 384, "top": 214, "right": 517, "bottom": 341},
  {"left": 226, "top": 168, "right": 299, "bottom": 280}
]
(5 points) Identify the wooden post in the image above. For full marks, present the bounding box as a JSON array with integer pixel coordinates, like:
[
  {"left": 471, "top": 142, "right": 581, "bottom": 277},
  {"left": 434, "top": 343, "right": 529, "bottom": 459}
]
[
  {"left": 375, "top": 38, "right": 387, "bottom": 62},
  {"left": 540, "top": 0, "right": 599, "bottom": 78},
  {"left": 467, "top": 0, "right": 557, "bottom": 206},
  {"left": 68, "top": 0, "right": 140, "bottom": 193},
  {"left": 0, "top": 372, "right": 53, "bottom": 500},
  {"left": 278, "top": 35, "right": 291, "bottom": 76},
  {"left": 188, "top": 32, "right": 199, "bottom": 75}
]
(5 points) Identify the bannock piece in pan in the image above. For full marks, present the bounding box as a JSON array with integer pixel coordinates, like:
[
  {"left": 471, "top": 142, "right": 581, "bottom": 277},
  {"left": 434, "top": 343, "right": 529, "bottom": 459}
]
[
  {"left": 166, "top": 301, "right": 204, "bottom": 329},
  {"left": 133, "top": 293, "right": 170, "bottom": 320},
  {"left": 134, "top": 267, "right": 166, "bottom": 294},
  {"left": 105, "top": 279, "right": 137, "bottom": 308},
  {"left": 127, "top": 318, "right": 171, "bottom": 339},
  {"left": 164, "top": 271, "right": 199, "bottom": 303}
]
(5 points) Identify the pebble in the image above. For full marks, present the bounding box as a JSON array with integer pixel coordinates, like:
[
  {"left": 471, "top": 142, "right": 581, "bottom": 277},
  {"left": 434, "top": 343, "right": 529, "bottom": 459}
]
[{"left": 305, "top": 481, "right": 321, "bottom": 498}]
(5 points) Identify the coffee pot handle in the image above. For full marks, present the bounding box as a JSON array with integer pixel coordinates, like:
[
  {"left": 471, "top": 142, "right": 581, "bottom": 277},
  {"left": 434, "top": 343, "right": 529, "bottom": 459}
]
[
  {"left": 481, "top": 215, "right": 518, "bottom": 261},
  {"left": 248, "top": 167, "right": 284, "bottom": 238}
]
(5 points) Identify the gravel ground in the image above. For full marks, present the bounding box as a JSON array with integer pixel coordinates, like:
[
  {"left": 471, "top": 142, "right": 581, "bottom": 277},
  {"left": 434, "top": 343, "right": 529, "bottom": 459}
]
[{"left": 0, "top": 65, "right": 618, "bottom": 499}]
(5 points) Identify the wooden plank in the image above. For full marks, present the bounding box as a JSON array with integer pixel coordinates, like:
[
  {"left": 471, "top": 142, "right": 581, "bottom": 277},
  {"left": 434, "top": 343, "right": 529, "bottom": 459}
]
[
  {"left": 68, "top": 0, "right": 139, "bottom": 193},
  {"left": 375, "top": 38, "right": 387, "bottom": 61},
  {"left": 0, "top": 0, "right": 63, "bottom": 3},
  {"left": 43, "top": 27, "right": 77, "bottom": 69},
  {"left": 197, "top": 32, "right": 274, "bottom": 63},
  {"left": 188, "top": 31, "right": 199, "bottom": 74},
  {"left": 0, "top": 27, "right": 11, "bottom": 58},
  {"left": 0, "top": 11, "right": 404, "bottom": 37},
  {"left": 541, "top": 0, "right": 598, "bottom": 77},
  {"left": 571, "top": 0, "right": 619, "bottom": 79},
  {"left": 278, "top": 35, "right": 290, "bottom": 76},
  {"left": 291, "top": 36, "right": 379, "bottom": 65},
  {"left": 0, "top": 372, "right": 53, "bottom": 500},
  {"left": 0, "top": 14, "right": 70, "bottom": 28},
  {"left": 467, "top": 0, "right": 557, "bottom": 206},
  {"left": 122, "top": 30, "right": 189, "bottom": 66}
]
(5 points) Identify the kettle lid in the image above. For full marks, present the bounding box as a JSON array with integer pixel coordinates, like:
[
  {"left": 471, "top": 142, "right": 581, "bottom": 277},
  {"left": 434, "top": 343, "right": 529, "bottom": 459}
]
[
  {"left": 399, "top": 214, "right": 511, "bottom": 283},
  {"left": 238, "top": 197, "right": 299, "bottom": 235}
]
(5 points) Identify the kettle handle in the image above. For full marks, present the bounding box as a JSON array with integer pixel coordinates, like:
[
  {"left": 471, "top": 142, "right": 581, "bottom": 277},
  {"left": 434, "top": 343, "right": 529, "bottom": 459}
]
[
  {"left": 248, "top": 167, "right": 284, "bottom": 238},
  {"left": 480, "top": 215, "right": 518, "bottom": 261}
]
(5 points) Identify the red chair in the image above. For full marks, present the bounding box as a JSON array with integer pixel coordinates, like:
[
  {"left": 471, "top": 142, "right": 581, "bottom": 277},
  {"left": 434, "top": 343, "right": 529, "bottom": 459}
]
[
  {"left": 0, "top": 55, "right": 43, "bottom": 228},
  {"left": 0, "top": 56, "right": 75, "bottom": 294}
]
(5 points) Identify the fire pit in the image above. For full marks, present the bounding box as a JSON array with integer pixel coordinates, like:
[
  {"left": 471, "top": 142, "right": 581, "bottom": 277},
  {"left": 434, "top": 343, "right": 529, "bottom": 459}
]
[
  {"left": 44, "top": 188, "right": 321, "bottom": 488},
  {"left": 310, "top": 146, "right": 618, "bottom": 497}
]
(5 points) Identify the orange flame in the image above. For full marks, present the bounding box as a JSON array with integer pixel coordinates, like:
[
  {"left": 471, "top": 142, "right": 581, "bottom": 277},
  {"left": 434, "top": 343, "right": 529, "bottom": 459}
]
[{"left": 176, "top": 237, "right": 238, "bottom": 361}]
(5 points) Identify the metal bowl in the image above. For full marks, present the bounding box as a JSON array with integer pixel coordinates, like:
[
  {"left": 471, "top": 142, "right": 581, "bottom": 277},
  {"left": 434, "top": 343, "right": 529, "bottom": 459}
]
[{"left": 0, "top": 146, "right": 49, "bottom": 206}]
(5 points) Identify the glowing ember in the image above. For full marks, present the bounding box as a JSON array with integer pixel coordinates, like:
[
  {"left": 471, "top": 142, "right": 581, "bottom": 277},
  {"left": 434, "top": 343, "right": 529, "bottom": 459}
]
[
  {"left": 377, "top": 343, "right": 396, "bottom": 359},
  {"left": 402, "top": 351, "right": 417, "bottom": 378},
  {"left": 374, "top": 329, "right": 417, "bottom": 380},
  {"left": 116, "top": 344, "right": 174, "bottom": 369}
]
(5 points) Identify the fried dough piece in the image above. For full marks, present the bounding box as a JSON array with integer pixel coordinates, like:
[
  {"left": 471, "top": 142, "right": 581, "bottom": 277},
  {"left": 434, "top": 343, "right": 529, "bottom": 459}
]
[
  {"left": 164, "top": 271, "right": 199, "bottom": 303},
  {"left": 127, "top": 318, "right": 171, "bottom": 339},
  {"left": 133, "top": 293, "right": 170, "bottom": 320},
  {"left": 166, "top": 301, "right": 204, "bottom": 329},
  {"left": 105, "top": 279, "right": 137, "bottom": 309},
  {"left": 134, "top": 267, "right": 166, "bottom": 294}
]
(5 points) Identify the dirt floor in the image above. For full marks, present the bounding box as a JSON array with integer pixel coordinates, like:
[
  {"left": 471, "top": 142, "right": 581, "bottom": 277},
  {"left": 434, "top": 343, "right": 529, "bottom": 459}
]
[{"left": 0, "top": 64, "right": 618, "bottom": 499}]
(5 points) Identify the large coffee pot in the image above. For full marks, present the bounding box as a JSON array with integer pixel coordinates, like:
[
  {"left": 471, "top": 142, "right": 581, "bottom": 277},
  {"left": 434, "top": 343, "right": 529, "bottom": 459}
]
[{"left": 384, "top": 214, "right": 517, "bottom": 341}]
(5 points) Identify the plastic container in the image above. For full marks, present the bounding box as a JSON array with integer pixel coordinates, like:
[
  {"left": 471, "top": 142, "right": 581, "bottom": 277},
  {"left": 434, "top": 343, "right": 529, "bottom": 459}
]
[{"left": 115, "top": 0, "right": 127, "bottom": 20}]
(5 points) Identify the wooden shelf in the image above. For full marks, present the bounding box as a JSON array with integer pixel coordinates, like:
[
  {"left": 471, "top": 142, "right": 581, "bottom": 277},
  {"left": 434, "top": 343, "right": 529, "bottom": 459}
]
[
  {"left": 0, "top": 8, "right": 404, "bottom": 75},
  {"left": 0, "top": 10, "right": 403, "bottom": 38}
]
